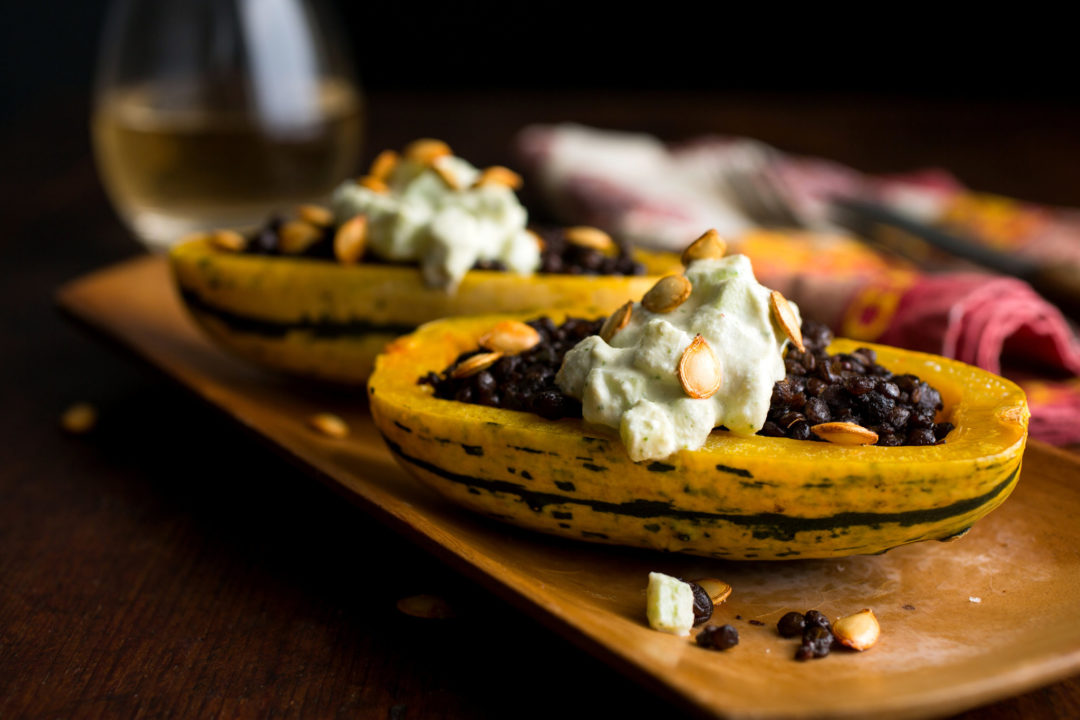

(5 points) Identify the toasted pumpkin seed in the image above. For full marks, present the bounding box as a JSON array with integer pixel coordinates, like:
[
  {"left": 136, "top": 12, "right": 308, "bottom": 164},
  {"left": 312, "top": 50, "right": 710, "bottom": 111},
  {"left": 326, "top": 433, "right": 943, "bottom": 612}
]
[
  {"left": 431, "top": 159, "right": 462, "bottom": 190},
  {"left": 690, "top": 578, "right": 732, "bottom": 605},
  {"left": 527, "top": 229, "right": 545, "bottom": 252},
  {"left": 681, "top": 229, "right": 727, "bottom": 265},
  {"left": 209, "top": 229, "right": 247, "bottom": 252},
  {"left": 357, "top": 175, "right": 389, "bottom": 193},
  {"left": 308, "top": 412, "right": 349, "bottom": 439},
  {"left": 599, "top": 301, "right": 633, "bottom": 343},
  {"left": 678, "top": 335, "right": 722, "bottom": 399},
  {"left": 279, "top": 220, "right": 323, "bottom": 255},
  {"left": 564, "top": 226, "right": 615, "bottom": 252},
  {"left": 60, "top": 402, "right": 97, "bottom": 434},
  {"left": 810, "top": 421, "right": 878, "bottom": 446},
  {"left": 404, "top": 138, "right": 452, "bottom": 165},
  {"left": 769, "top": 290, "right": 805, "bottom": 352},
  {"left": 832, "top": 608, "right": 880, "bottom": 651},
  {"left": 396, "top": 594, "right": 455, "bottom": 619},
  {"left": 450, "top": 351, "right": 503, "bottom": 379},
  {"left": 480, "top": 321, "right": 540, "bottom": 355},
  {"left": 369, "top": 149, "right": 400, "bottom": 180},
  {"left": 642, "top": 274, "right": 693, "bottom": 313},
  {"left": 297, "top": 204, "right": 333, "bottom": 227},
  {"left": 473, "top": 165, "right": 523, "bottom": 190},
  {"left": 334, "top": 215, "right": 368, "bottom": 264}
]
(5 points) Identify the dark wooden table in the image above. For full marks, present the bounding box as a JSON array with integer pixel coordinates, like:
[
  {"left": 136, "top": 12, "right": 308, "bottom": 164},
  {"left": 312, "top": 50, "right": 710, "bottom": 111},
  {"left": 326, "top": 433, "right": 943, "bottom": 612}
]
[{"left": 3, "top": 91, "right": 1080, "bottom": 719}]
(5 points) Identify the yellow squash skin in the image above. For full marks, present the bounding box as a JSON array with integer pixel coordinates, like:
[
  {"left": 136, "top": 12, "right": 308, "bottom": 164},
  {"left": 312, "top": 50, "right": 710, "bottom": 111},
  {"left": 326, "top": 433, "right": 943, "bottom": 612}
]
[
  {"left": 170, "top": 237, "right": 679, "bottom": 383},
  {"left": 368, "top": 313, "right": 1029, "bottom": 560}
]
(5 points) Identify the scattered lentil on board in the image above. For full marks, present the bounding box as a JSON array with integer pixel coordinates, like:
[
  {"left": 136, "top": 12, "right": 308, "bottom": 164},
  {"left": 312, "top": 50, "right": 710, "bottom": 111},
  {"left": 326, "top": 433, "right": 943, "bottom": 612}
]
[
  {"left": 803, "top": 610, "right": 832, "bottom": 633},
  {"left": 796, "top": 625, "right": 835, "bottom": 661},
  {"left": 777, "top": 611, "right": 807, "bottom": 638},
  {"left": 687, "top": 581, "right": 714, "bottom": 625},
  {"left": 696, "top": 624, "right": 740, "bottom": 651}
]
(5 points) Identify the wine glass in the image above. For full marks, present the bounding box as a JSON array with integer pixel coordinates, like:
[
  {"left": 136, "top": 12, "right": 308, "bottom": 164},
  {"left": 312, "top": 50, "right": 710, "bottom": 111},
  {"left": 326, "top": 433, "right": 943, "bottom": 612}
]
[{"left": 92, "top": 0, "right": 363, "bottom": 251}]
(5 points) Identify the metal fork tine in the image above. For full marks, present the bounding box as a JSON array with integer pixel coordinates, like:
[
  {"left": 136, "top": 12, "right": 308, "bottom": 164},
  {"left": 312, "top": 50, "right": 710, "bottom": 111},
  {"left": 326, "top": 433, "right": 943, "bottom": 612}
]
[{"left": 717, "top": 144, "right": 804, "bottom": 230}]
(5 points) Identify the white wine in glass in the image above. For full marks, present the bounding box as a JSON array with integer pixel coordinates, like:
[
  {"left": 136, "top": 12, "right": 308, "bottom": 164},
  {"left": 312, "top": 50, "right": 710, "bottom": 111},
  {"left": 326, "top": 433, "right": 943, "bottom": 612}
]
[{"left": 92, "top": 0, "right": 363, "bottom": 251}]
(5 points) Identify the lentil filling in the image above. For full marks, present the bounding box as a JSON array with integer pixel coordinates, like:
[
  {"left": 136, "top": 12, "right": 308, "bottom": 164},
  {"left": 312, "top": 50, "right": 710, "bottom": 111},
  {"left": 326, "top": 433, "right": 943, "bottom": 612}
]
[
  {"left": 242, "top": 217, "right": 645, "bottom": 276},
  {"left": 419, "top": 317, "right": 955, "bottom": 447}
]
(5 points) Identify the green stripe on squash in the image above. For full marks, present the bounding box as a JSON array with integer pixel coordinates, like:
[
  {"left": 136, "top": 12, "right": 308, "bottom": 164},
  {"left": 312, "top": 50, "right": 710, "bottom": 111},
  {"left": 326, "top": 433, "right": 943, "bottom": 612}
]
[{"left": 368, "top": 312, "right": 1029, "bottom": 560}]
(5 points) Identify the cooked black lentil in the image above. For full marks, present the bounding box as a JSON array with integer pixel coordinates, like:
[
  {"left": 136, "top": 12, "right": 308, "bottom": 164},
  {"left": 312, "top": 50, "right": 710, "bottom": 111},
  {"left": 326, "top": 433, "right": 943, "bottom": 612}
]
[
  {"left": 420, "top": 317, "right": 599, "bottom": 419},
  {"left": 777, "top": 611, "right": 806, "bottom": 638},
  {"left": 803, "top": 609, "right": 832, "bottom": 633},
  {"left": 795, "top": 624, "right": 835, "bottom": 661},
  {"left": 240, "top": 216, "right": 645, "bottom": 276},
  {"left": 696, "top": 623, "right": 739, "bottom": 651},
  {"left": 688, "top": 581, "right": 714, "bottom": 625},
  {"left": 762, "top": 322, "right": 954, "bottom": 446},
  {"left": 533, "top": 227, "right": 645, "bottom": 276},
  {"left": 420, "top": 317, "right": 954, "bottom": 447}
]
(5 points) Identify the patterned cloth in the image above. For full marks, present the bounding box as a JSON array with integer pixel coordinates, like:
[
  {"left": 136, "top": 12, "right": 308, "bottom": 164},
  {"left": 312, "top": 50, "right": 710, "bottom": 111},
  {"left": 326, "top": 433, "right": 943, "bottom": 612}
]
[{"left": 516, "top": 124, "right": 1080, "bottom": 444}]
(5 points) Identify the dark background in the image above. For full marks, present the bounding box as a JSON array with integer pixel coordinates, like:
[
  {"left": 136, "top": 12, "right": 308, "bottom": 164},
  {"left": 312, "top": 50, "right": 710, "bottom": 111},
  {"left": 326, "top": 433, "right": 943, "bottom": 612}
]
[
  {"left": 2, "top": 1, "right": 1074, "bottom": 122},
  {"left": 5, "top": 1, "right": 1079, "bottom": 214}
]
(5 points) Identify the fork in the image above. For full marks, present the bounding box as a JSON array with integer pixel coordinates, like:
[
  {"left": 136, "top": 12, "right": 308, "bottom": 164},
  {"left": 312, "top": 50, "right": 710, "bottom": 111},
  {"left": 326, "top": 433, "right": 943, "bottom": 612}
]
[
  {"left": 719, "top": 148, "right": 1080, "bottom": 322},
  {"left": 713, "top": 143, "right": 808, "bottom": 230}
]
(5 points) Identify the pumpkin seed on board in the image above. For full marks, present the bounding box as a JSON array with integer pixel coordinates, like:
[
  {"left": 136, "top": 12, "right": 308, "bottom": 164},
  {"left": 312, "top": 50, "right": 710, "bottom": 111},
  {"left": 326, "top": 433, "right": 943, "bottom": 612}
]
[
  {"left": 60, "top": 402, "right": 97, "bottom": 434},
  {"left": 642, "top": 274, "right": 693, "bottom": 313},
  {"left": 832, "top": 608, "right": 881, "bottom": 651},
  {"left": 473, "top": 165, "right": 523, "bottom": 190},
  {"left": 678, "top": 334, "right": 722, "bottom": 399},
  {"left": 308, "top": 412, "right": 350, "bottom": 439},
  {"left": 811, "top": 421, "right": 878, "bottom": 446},
  {"left": 480, "top": 321, "right": 540, "bottom": 355},
  {"left": 690, "top": 578, "right": 733, "bottom": 605},
  {"left": 369, "top": 149, "right": 400, "bottom": 180},
  {"left": 769, "top": 290, "right": 805, "bottom": 352},
  {"left": 564, "top": 226, "right": 615, "bottom": 252},
  {"left": 681, "top": 229, "right": 727, "bottom": 266},
  {"left": 279, "top": 220, "right": 323, "bottom": 255},
  {"left": 450, "top": 351, "right": 503, "bottom": 379},
  {"left": 396, "top": 594, "right": 455, "bottom": 619},
  {"left": 334, "top": 215, "right": 368, "bottom": 265},
  {"left": 599, "top": 301, "right": 633, "bottom": 343}
]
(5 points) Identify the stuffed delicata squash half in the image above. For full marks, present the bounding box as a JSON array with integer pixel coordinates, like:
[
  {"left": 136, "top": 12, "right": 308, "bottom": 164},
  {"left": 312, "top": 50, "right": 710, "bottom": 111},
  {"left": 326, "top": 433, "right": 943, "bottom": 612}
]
[
  {"left": 170, "top": 138, "right": 679, "bottom": 384},
  {"left": 368, "top": 231, "right": 1029, "bottom": 560}
]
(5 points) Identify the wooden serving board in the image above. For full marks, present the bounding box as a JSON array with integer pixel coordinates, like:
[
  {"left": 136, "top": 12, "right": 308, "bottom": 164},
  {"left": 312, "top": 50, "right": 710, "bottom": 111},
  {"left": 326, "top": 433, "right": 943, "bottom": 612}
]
[{"left": 57, "top": 255, "right": 1080, "bottom": 720}]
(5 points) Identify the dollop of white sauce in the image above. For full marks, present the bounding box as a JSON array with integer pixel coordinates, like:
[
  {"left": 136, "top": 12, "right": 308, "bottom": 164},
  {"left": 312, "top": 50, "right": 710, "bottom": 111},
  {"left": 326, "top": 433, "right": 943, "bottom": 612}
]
[
  {"left": 556, "top": 255, "right": 798, "bottom": 462},
  {"left": 331, "top": 156, "right": 540, "bottom": 290}
]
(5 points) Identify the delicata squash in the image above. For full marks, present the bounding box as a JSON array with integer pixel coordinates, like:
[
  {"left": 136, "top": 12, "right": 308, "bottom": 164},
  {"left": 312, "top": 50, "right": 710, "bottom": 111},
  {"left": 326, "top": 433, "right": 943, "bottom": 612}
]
[
  {"left": 368, "top": 311, "right": 1029, "bottom": 560},
  {"left": 169, "top": 137, "right": 680, "bottom": 383},
  {"left": 170, "top": 236, "right": 675, "bottom": 383}
]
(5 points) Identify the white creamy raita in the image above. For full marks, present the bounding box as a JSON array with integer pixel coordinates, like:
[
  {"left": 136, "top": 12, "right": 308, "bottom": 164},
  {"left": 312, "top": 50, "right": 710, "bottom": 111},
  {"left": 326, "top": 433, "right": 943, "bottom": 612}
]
[
  {"left": 332, "top": 156, "right": 540, "bottom": 290},
  {"left": 555, "top": 255, "right": 798, "bottom": 462}
]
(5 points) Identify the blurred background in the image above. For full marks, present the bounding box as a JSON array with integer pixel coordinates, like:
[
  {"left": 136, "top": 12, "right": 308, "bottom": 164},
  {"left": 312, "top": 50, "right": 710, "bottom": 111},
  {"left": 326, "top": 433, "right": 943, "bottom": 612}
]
[{"left": 4, "top": 1, "right": 1079, "bottom": 206}]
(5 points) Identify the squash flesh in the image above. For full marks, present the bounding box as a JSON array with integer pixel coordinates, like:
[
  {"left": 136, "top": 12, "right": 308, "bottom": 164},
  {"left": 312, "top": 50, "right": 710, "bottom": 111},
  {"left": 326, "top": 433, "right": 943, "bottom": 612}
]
[{"left": 368, "top": 312, "right": 1028, "bottom": 560}]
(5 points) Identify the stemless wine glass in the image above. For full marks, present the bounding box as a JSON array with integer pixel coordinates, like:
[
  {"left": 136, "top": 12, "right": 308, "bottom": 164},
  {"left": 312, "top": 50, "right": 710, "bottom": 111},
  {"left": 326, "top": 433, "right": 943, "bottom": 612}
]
[{"left": 92, "top": 0, "right": 363, "bottom": 251}]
